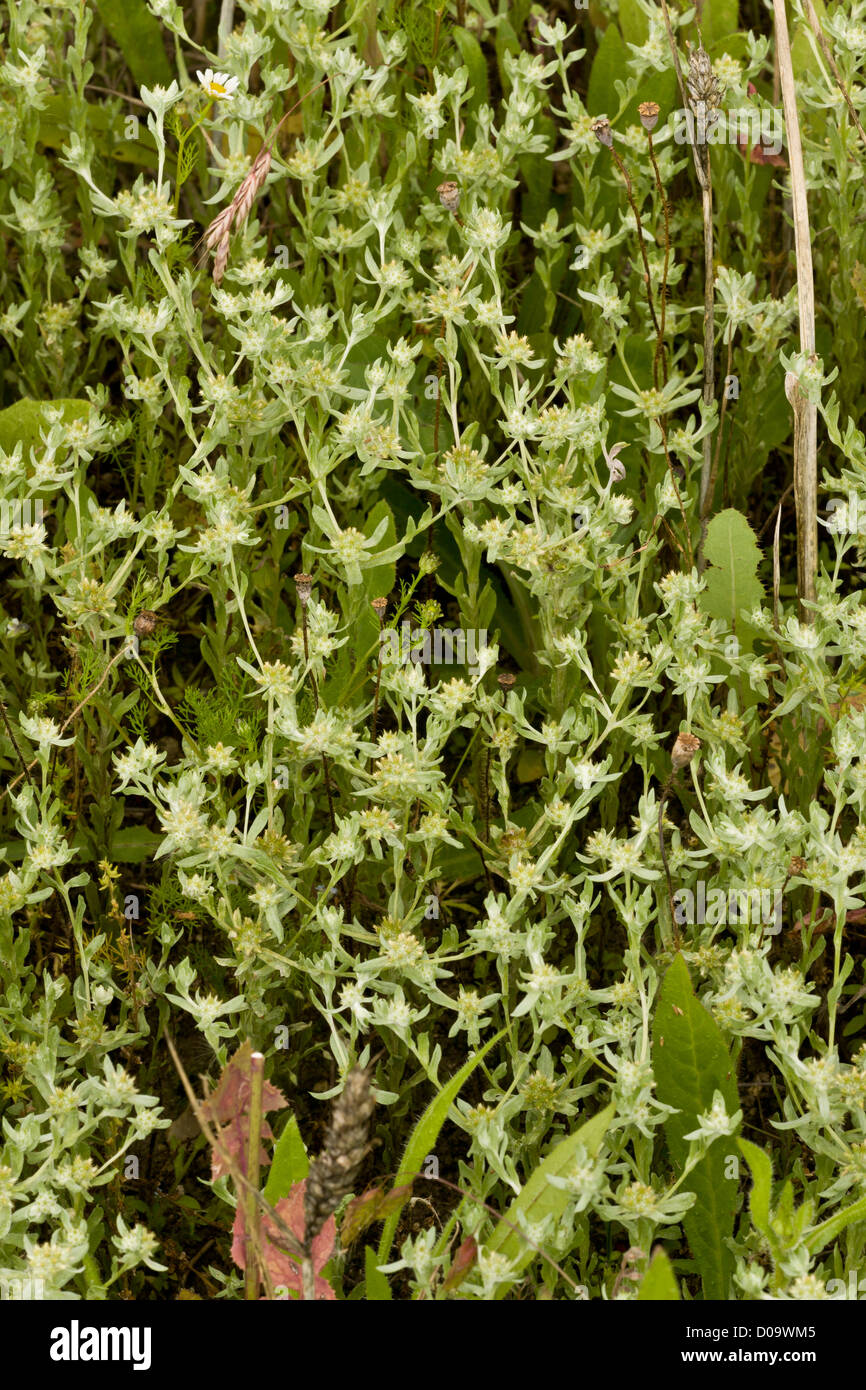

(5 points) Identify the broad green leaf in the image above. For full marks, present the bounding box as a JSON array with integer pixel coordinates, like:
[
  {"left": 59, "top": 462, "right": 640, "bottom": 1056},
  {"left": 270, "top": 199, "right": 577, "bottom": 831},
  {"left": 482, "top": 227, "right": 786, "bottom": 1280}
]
[
  {"left": 434, "top": 840, "right": 485, "bottom": 880},
  {"left": 618, "top": 0, "right": 649, "bottom": 45},
  {"left": 105, "top": 827, "right": 163, "bottom": 863},
  {"left": 494, "top": 14, "right": 521, "bottom": 88},
  {"left": 586, "top": 26, "right": 678, "bottom": 129},
  {"left": 486, "top": 1102, "right": 615, "bottom": 1295},
  {"left": 263, "top": 1113, "right": 309, "bottom": 1204},
  {"left": 365, "top": 1244, "right": 392, "bottom": 1301},
  {"left": 653, "top": 953, "right": 740, "bottom": 1300},
  {"left": 737, "top": 1137, "right": 773, "bottom": 1237},
  {"left": 453, "top": 30, "right": 488, "bottom": 119},
  {"left": 377, "top": 1028, "right": 505, "bottom": 1262},
  {"left": 0, "top": 397, "right": 90, "bottom": 457},
  {"left": 699, "top": 508, "right": 764, "bottom": 651},
  {"left": 791, "top": 0, "right": 827, "bottom": 78},
  {"left": 94, "top": 0, "right": 173, "bottom": 88},
  {"left": 344, "top": 333, "right": 391, "bottom": 392},
  {"left": 519, "top": 117, "right": 555, "bottom": 233},
  {"left": 587, "top": 23, "right": 626, "bottom": 117},
  {"left": 637, "top": 1247, "right": 681, "bottom": 1300},
  {"left": 362, "top": 499, "right": 397, "bottom": 601},
  {"left": 516, "top": 747, "right": 545, "bottom": 783},
  {"left": 690, "top": 0, "right": 739, "bottom": 52},
  {"left": 83, "top": 1255, "right": 107, "bottom": 1300},
  {"left": 37, "top": 95, "right": 157, "bottom": 168}
]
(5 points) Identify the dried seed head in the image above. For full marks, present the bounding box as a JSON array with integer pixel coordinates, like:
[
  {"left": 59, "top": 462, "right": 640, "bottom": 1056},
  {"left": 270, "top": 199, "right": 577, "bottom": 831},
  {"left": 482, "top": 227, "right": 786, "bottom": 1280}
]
[
  {"left": 203, "top": 204, "right": 234, "bottom": 252},
  {"left": 294, "top": 572, "right": 314, "bottom": 607},
  {"left": 686, "top": 44, "right": 723, "bottom": 110},
  {"left": 133, "top": 610, "right": 157, "bottom": 639},
  {"left": 202, "top": 144, "right": 273, "bottom": 285},
  {"left": 436, "top": 180, "right": 460, "bottom": 214},
  {"left": 789, "top": 855, "right": 807, "bottom": 877},
  {"left": 498, "top": 672, "right": 516, "bottom": 693},
  {"left": 591, "top": 117, "right": 613, "bottom": 148},
  {"left": 234, "top": 145, "right": 272, "bottom": 228},
  {"left": 304, "top": 1067, "right": 376, "bottom": 1250},
  {"left": 371, "top": 596, "right": 388, "bottom": 621},
  {"left": 212, "top": 235, "right": 230, "bottom": 286},
  {"left": 639, "top": 101, "right": 660, "bottom": 133},
  {"left": 671, "top": 732, "right": 701, "bottom": 772}
]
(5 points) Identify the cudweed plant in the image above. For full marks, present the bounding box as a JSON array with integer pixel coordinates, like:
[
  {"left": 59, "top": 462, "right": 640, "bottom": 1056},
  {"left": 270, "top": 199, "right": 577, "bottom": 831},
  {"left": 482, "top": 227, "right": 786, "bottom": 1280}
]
[{"left": 1, "top": 0, "right": 866, "bottom": 1303}]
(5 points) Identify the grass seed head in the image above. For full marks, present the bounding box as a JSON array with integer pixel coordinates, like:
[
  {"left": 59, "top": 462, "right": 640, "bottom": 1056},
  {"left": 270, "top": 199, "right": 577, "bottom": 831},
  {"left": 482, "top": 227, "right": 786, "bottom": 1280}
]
[
  {"left": 686, "top": 44, "right": 723, "bottom": 110},
  {"left": 303, "top": 1067, "right": 376, "bottom": 1250}
]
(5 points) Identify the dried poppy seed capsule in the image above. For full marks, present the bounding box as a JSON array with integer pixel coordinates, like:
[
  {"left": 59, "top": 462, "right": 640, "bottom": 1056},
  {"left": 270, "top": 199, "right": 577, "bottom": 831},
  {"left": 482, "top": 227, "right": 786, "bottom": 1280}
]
[
  {"left": 498, "top": 673, "right": 516, "bottom": 693},
  {"left": 294, "top": 572, "right": 313, "bottom": 607},
  {"left": 671, "top": 732, "right": 701, "bottom": 772},
  {"left": 639, "top": 101, "right": 660, "bottom": 133},
  {"left": 591, "top": 117, "right": 613, "bottom": 148},
  {"left": 436, "top": 181, "right": 460, "bottom": 214},
  {"left": 133, "top": 610, "right": 157, "bottom": 639}
]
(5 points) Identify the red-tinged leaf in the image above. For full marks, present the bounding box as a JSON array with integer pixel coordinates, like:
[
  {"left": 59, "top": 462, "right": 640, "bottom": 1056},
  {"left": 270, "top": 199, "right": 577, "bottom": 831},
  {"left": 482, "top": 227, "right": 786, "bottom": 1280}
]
[
  {"left": 210, "top": 1113, "right": 276, "bottom": 1181},
  {"left": 340, "top": 1183, "right": 414, "bottom": 1247},
  {"left": 736, "top": 136, "right": 787, "bottom": 168},
  {"left": 793, "top": 905, "right": 866, "bottom": 938},
  {"left": 378, "top": 1183, "right": 414, "bottom": 1218},
  {"left": 232, "top": 1179, "right": 336, "bottom": 1301},
  {"left": 202, "top": 1040, "right": 289, "bottom": 1126},
  {"left": 201, "top": 1042, "right": 289, "bottom": 1180},
  {"left": 341, "top": 1185, "right": 386, "bottom": 1247},
  {"left": 442, "top": 1236, "right": 477, "bottom": 1293}
]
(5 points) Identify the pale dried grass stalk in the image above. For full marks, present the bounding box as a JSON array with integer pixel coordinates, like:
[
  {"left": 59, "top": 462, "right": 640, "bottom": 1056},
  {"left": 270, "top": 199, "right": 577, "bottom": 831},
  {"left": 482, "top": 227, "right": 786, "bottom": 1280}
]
[
  {"left": 773, "top": 0, "right": 818, "bottom": 620},
  {"left": 800, "top": 0, "right": 866, "bottom": 151},
  {"left": 164, "top": 1033, "right": 306, "bottom": 1301},
  {"left": 686, "top": 43, "right": 723, "bottom": 538}
]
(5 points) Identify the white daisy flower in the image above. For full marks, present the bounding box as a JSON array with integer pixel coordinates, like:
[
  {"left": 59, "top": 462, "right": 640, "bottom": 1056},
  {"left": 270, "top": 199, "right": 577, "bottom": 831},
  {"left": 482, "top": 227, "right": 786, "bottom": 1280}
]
[{"left": 196, "top": 69, "right": 240, "bottom": 101}]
